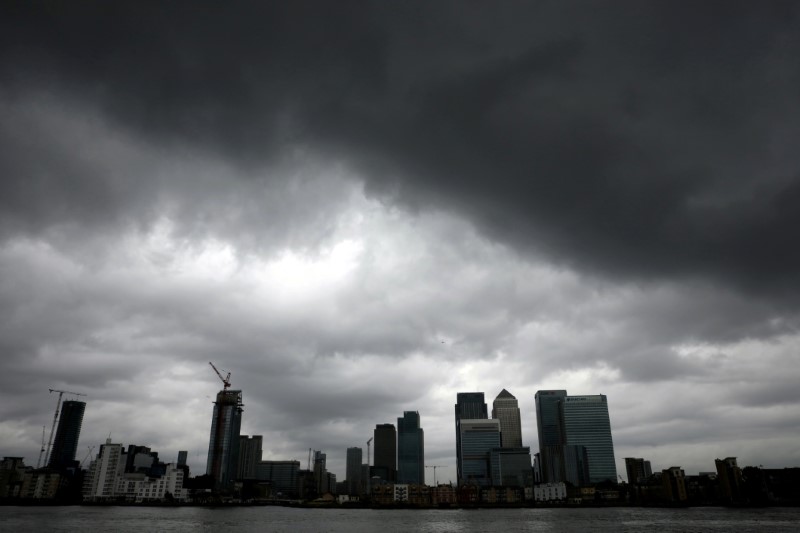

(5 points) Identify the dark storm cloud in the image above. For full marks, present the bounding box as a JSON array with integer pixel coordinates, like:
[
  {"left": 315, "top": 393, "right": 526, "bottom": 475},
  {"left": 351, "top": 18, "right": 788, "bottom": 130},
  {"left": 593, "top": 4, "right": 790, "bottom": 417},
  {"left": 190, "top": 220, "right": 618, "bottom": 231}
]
[{"left": 3, "top": 1, "right": 800, "bottom": 297}]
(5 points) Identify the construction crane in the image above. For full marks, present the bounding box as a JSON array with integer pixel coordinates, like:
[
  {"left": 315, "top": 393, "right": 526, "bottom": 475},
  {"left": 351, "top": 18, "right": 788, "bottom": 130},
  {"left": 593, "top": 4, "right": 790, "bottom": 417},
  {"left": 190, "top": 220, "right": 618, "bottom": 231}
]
[
  {"left": 36, "top": 426, "right": 46, "bottom": 468},
  {"left": 208, "top": 362, "right": 231, "bottom": 390},
  {"left": 426, "top": 465, "right": 446, "bottom": 486},
  {"left": 366, "top": 437, "right": 373, "bottom": 467},
  {"left": 44, "top": 389, "right": 86, "bottom": 468},
  {"left": 80, "top": 446, "right": 96, "bottom": 468}
]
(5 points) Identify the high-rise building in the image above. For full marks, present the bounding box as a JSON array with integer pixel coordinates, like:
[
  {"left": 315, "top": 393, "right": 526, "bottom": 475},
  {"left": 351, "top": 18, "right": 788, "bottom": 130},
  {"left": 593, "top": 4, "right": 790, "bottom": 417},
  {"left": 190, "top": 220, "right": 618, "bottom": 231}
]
[
  {"left": 313, "top": 450, "right": 327, "bottom": 494},
  {"left": 48, "top": 400, "right": 86, "bottom": 470},
  {"left": 489, "top": 446, "right": 533, "bottom": 487},
  {"left": 492, "top": 389, "right": 522, "bottom": 448},
  {"left": 82, "top": 439, "right": 125, "bottom": 501},
  {"left": 455, "top": 392, "right": 487, "bottom": 483},
  {"left": 625, "top": 457, "right": 652, "bottom": 485},
  {"left": 206, "top": 389, "right": 243, "bottom": 490},
  {"left": 177, "top": 451, "right": 188, "bottom": 466},
  {"left": 373, "top": 424, "right": 397, "bottom": 483},
  {"left": 397, "top": 411, "right": 424, "bottom": 485},
  {"left": 459, "top": 419, "right": 500, "bottom": 486},
  {"left": 534, "top": 390, "right": 566, "bottom": 483},
  {"left": 346, "top": 447, "right": 363, "bottom": 496},
  {"left": 256, "top": 460, "right": 300, "bottom": 498},
  {"left": 237, "top": 435, "right": 262, "bottom": 480},
  {"left": 561, "top": 395, "right": 617, "bottom": 483}
]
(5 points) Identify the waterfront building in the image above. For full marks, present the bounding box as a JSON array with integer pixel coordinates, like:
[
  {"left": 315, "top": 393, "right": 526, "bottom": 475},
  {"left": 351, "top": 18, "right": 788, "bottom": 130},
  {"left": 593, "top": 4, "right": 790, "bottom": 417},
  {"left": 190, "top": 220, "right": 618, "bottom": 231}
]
[
  {"left": 662, "top": 466, "right": 688, "bottom": 503},
  {"left": 48, "top": 400, "right": 86, "bottom": 469},
  {"left": 205, "top": 389, "right": 243, "bottom": 490},
  {"left": 534, "top": 390, "right": 567, "bottom": 483},
  {"left": 237, "top": 435, "right": 263, "bottom": 480},
  {"left": 625, "top": 457, "right": 653, "bottom": 485},
  {"left": 455, "top": 392, "right": 487, "bottom": 483},
  {"left": 561, "top": 395, "right": 617, "bottom": 483},
  {"left": 715, "top": 457, "right": 744, "bottom": 504},
  {"left": 19, "top": 470, "right": 62, "bottom": 499},
  {"left": 373, "top": 423, "right": 397, "bottom": 483},
  {"left": 346, "top": 447, "right": 362, "bottom": 496},
  {"left": 459, "top": 418, "right": 500, "bottom": 486},
  {"left": 255, "top": 460, "right": 300, "bottom": 497},
  {"left": 397, "top": 411, "right": 425, "bottom": 485},
  {"left": 492, "top": 389, "right": 522, "bottom": 448},
  {"left": 83, "top": 439, "right": 126, "bottom": 501},
  {"left": 489, "top": 446, "right": 533, "bottom": 487},
  {"left": 534, "top": 482, "right": 567, "bottom": 502}
]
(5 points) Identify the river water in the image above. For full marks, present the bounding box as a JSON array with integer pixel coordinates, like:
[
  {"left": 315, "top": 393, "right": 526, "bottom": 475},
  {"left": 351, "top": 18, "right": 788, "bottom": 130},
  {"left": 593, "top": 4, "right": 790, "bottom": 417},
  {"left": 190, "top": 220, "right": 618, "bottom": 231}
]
[{"left": 2, "top": 505, "right": 799, "bottom": 532}]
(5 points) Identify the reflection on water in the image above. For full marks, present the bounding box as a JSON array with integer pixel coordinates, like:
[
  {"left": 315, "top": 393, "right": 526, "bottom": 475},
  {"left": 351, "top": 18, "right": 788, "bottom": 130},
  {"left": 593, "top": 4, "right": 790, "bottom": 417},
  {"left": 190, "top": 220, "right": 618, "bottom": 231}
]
[{"left": 2, "top": 505, "right": 800, "bottom": 533}]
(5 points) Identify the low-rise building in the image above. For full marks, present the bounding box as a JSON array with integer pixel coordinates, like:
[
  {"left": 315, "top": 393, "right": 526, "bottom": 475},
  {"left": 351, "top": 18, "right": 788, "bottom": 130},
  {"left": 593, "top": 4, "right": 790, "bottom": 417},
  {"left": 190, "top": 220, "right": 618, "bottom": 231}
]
[{"left": 534, "top": 482, "right": 566, "bottom": 503}]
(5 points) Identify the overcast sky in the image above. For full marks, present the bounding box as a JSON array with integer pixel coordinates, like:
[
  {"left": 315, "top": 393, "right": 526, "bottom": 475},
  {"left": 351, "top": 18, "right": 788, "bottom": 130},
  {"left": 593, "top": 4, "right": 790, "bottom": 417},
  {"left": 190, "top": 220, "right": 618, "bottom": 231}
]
[{"left": 2, "top": 1, "right": 800, "bottom": 483}]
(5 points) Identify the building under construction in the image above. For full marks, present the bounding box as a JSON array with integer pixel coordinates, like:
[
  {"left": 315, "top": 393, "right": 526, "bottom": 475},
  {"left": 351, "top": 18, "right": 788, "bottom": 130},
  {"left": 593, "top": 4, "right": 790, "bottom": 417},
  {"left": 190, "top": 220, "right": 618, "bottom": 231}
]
[{"left": 205, "top": 363, "right": 243, "bottom": 491}]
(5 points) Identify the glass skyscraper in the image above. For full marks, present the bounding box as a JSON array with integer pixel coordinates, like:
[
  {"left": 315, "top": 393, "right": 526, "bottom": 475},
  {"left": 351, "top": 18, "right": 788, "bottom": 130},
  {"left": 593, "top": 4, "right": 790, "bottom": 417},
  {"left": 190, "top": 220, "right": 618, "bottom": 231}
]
[
  {"left": 455, "top": 392, "right": 488, "bottom": 483},
  {"left": 48, "top": 400, "right": 86, "bottom": 469},
  {"left": 492, "top": 389, "right": 522, "bottom": 448},
  {"left": 397, "top": 411, "right": 424, "bottom": 485},
  {"left": 346, "top": 446, "right": 363, "bottom": 495},
  {"left": 459, "top": 419, "right": 500, "bottom": 486},
  {"left": 373, "top": 423, "right": 397, "bottom": 483},
  {"left": 561, "top": 395, "right": 617, "bottom": 483},
  {"left": 534, "top": 390, "right": 567, "bottom": 482},
  {"left": 206, "top": 389, "right": 243, "bottom": 490}
]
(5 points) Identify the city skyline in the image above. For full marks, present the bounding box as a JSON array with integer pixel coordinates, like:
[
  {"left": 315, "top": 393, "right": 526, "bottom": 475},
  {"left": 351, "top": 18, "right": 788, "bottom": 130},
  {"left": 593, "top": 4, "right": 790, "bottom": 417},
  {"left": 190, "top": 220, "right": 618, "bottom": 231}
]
[{"left": 2, "top": 2, "right": 800, "bottom": 486}]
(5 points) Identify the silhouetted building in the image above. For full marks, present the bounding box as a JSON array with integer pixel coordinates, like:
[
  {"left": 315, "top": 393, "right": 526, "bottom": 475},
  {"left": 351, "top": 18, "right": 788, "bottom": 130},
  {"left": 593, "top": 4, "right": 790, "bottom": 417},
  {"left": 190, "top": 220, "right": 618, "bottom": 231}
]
[
  {"left": 397, "top": 411, "right": 424, "bottom": 485},
  {"left": 562, "top": 395, "right": 617, "bottom": 483},
  {"left": 662, "top": 466, "right": 688, "bottom": 503},
  {"left": 716, "top": 457, "right": 744, "bottom": 504},
  {"left": 125, "top": 445, "right": 158, "bottom": 474},
  {"left": 48, "top": 400, "right": 86, "bottom": 470},
  {"left": 373, "top": 424, "right": 397, "bottom": 483},
  {"left": 535, "top": 390, "right": 566, "bottom": 483},
  {"left": 492, "top": 389, "right": 522, "bottom": 448},
  {"left": 455, "top": 392, "right": 487, "bottom": 483},
  {"left": 177, "top": 451, "right": 188, "bottom": 466},
  {"left": 490, "top": 446, "right": 532, "bottom": 486},
  {"left": 256, "top": 460, "right": 300, "bottom": 497},
  {"left": 206, "top": 389, "right": 243, "bottom": 490},
  {"left": 459, "top": 419, "right": 500, "bottom": 486},
  {"left": 625, "top": 457, "right": 652, "bottom": 485},
  {"left": 237, "top": 435, "right": 262, "bottom": 480},
  {"left": 346, "top": 447, "right": 362, "bottom": 495}
]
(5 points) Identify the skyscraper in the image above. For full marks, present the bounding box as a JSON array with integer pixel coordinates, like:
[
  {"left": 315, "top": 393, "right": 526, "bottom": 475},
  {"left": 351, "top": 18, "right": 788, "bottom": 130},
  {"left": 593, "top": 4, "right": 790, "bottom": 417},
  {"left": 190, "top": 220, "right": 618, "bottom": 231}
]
[
  {"left": 206, "top": 389, "right": 243, "bottom": 490},
  {"left": 373, "top": 424, "right": 397, "bottom": 483},
  {"left": 48, "top": 400, "right": 86, "bottom": 469},
  {"left": 534, "top": 390, "right": 567, "bottom": 482},
  {"left": 561, "top": 395, "right": 617, "bottom": 483},
  {"left": 346, "top": 447, "right": 362, "bottom": 495},
  {"left": 459, "top": 419, "right": 500, "bottom": 486},
  {"left": 237, "top": 435, "right": 262, "bottom": 480},
  {"left": 625, "top": 457, "right": 652, "bottom": 485},
  {"left": 455, "top": 392, "right": 487, "bottom": 483},
  {"left": 492, "top": 389, "right": 522, "bottom": 448},
  {"left": 397, "top": 411, "right": 424, "bottom": 485}
]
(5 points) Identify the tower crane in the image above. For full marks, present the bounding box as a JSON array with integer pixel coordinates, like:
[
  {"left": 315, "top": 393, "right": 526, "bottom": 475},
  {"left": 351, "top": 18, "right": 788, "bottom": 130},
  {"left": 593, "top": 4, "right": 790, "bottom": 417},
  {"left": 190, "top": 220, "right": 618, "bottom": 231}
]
[
  {"left": 36, "top": 425, "right": 46, "bottom": 468},
  {"left": 80, "top": 446, "right": 96, "bottom": 468},
  {"left": 44, "top": 389, "right": 86, "bottom": 467},
  {"left": 426, "top": 465, "right": 446, "bottom": 486},
  {"left": 208, "top": 362, "right": 231, "bottom": 390}
]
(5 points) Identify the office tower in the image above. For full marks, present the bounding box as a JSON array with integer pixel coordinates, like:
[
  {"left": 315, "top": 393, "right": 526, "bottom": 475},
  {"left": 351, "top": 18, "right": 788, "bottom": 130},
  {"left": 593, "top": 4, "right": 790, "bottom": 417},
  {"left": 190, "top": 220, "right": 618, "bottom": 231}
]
[
  {"left": 455, "top": 392, "right": 487, "bottom": 483},
  {"left": 47, "top": 400, "right": 86, "bottom": 469},
  {"left": 125, "top": 445, "right": 158, "bottom": 474},
  {"left": 489, "top": 446, "right": 532, "bottom": 487},
  {"left": 534, "top": 390, "right": 567, "bottom": 483},
  {"left": 373, "top": 423, "right": 397, "bottom": 482},
  {"left": 206, "top": 389, "right": 243, "bottom": 490},
  {"left": 459, "top": 419, "right": 500, "bottom": 486},
  {"left": 237, "top": 435, "right": 263, "bottom": 480},
  {"left": 313, "top": 450, "right": 327, "bottom": 494},
  {"left": 561, "top": 395, "right": 617, "bottom": 483},
  {"left": 177, "top": 451, "right": 188, "bottom": 466},
  {"left": 492, "top": 389, "right": 522, "bottom": 448},
  {"left": 397, "top": 411, "right": 425, "bottom": 485},
  {"left": 625, "top": 457, "right": 652, "bottom": 485},
  {"left": 346, "top": 447, "right": 363, "bottom": 495}
]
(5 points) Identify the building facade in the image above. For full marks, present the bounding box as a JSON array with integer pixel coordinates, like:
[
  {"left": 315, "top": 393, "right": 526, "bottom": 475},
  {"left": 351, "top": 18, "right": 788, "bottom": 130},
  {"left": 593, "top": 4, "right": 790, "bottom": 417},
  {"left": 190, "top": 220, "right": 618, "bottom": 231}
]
[
  {"left": 492, "top": 389, "right": 522, "bottom": 448},
  {"left": 625, "top": 457, "right": 653, "bottom": 485},
  {"left": 459, "top": 419, "right": 500, "bottom": 486},
  {"left": 455, "top": 392, "right": 488, "bottom": 483},
  {"left": 256, "top": 460, "right": 300, "bottom": 497},
  {"left": 397, "top": 411, "right": 424, "bottom": 485},
  {"left": 534, "top": 390, "right": 567, "bottom": 483},
  {"left": 83, "top": 440, "right": 126, "bottom": 501},
  {"left": 205, "top": 389, "right": 243, "bottom": 490},
  {"left": 373, "top": 423, "right": 397, "bottom": 483},
  {"left": 561, "top": 395, "right": 617, "bottom": 484},
  {"left": 237, "top": 435, "right": 263, "bottom": 480},
  {"left": 489, "top": 446, "right": 533, "bottom": 487},
  {"left": 48, "top": 400, "right": 86, "bottom": 469},
  {"left": 346, "top": 447, "right": 362, "bottom": 496}
]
